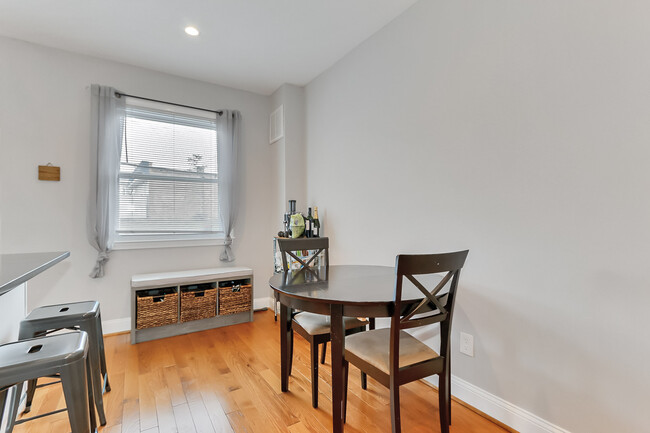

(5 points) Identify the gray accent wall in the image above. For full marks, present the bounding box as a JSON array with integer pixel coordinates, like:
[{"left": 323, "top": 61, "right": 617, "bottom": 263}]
[{"left": 303, "top": 1, "right": 650, "bottom": 432}]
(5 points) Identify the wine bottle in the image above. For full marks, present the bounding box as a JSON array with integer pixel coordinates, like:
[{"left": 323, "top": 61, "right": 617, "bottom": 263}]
[
  {"left": 313, "top": 207, "right": 320, "bottom": 238},
  {"left": 306, "top": 207, "right": 313, "bottom": 238}
]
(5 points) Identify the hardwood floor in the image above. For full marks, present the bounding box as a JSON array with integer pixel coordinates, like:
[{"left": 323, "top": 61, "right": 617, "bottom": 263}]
[{"left": 12, "top": 310, "right": 509, "bottom": 433}]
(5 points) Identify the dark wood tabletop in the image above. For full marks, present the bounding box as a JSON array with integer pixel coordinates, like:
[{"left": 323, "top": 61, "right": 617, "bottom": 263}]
[{"left": 269, "top": 264, "right": 440, "bottom": 315}]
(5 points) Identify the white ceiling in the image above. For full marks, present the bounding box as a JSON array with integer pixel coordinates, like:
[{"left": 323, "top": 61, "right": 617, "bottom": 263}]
[{"left": 0, "top": 0, "right": 418, "bottom": 95}]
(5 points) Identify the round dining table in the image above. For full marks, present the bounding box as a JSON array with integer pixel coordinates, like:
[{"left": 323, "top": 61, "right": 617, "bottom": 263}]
[{"left": 269, "top": 264, "right": 434, "bottom": 433}]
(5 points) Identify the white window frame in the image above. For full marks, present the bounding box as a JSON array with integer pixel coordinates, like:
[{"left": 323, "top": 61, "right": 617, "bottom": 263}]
[{"left": 113, "top": 98, "right": 227, "bottom": 250}]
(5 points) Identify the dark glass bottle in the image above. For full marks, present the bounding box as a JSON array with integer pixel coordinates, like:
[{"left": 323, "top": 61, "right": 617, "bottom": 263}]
[{"left": 305, "top": 207, "right": 313, "bottom": 238}]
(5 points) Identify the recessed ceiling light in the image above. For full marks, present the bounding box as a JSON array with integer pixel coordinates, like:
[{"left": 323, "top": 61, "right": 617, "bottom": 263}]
[{"left": 185, "top": 26, "right": 199, "bottom": 37}]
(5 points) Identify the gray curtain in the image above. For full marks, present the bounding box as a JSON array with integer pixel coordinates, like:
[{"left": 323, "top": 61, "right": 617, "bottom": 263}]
[
  {"left": 217, "top": 110, "right": 241, "bottom": 262},
  {"left": 88, "top": 84, "right": 125, "bottom": 277}
]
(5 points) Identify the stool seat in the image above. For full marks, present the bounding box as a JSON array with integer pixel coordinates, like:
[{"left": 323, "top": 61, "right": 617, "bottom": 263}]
[
  {"left": 22, "top": 301, "right": 100, "bottom": 326},
  {"left": 0, "top": 333, "right": 87, "bottom": 380},
  {"left": 0, "top": 331, "right": 97, "bottom": 433}
]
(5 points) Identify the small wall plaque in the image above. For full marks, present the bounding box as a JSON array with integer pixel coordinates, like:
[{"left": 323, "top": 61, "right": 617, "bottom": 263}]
[{"left": 38, "top": 164, "right": 60, "bottom": 181}]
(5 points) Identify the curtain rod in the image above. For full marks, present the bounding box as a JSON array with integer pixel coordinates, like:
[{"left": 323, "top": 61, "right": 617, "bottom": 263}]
[{"left": 115, "top": 91, "right": 223, "bottom": 116}]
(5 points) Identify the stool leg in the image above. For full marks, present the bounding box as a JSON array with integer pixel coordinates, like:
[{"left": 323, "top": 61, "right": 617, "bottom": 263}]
[
  {"left": 85, "top": 356, "right": 98, "bottom": 433},
  {"left": 61, "top": 359, "right": 92, "bottom": 433},
  {"left": 0, "top": 387, "right": 7, "bottom": 425},
  {"left": 22, "top": 379, "right": 38, "bottom": 413},
  {"left": 94, "top": 313, "right": 110, "bottom": 392},
  {"left": 5, "top": 383, "right": 24, "bottom": 433},
  {"left": 17, "top": 326, "right": 39, "bottom": 415},
  {"left": 80, "top": 323, "right": 106, "bottom": 425}
]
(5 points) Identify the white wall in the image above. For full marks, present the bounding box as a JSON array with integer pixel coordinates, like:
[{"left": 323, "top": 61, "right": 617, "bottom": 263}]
[
  {"left": 271, "top": 84, "right": 307, "bottom": 219},
  {"left": 0, "top": 125, "right": 3, "bottom": 251},
  {"left": 0, "top": 36, "right": 275, "bottom": 327},
  {"left": 304, "top": 1, "right": 650, "bottom": 432}
]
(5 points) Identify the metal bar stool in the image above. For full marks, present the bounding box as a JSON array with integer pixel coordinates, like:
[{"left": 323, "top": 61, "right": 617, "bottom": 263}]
[
  {"left": 18, "top": 301, "right": 108, "bottom": 425},
  {"left": 0, "top": 331, "right": 97, "bottom": 433}
]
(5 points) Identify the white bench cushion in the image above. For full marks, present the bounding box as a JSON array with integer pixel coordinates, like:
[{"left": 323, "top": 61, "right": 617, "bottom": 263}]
[{"left": 131, "top": 266, "right": 252, "bottom": 288}]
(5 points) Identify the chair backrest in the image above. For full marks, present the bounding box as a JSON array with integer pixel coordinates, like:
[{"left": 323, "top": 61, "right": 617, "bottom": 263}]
[
  {"left": 276, "top": 237, "right": 329, "bottom": 271},
  {"left": 391, "top": 250, "right": 469, "bottom": 365}
]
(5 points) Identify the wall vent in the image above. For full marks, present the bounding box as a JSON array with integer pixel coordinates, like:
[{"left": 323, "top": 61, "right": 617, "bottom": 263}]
[{"left": 269, "top": 105, "right": 284, "bottom": 144}]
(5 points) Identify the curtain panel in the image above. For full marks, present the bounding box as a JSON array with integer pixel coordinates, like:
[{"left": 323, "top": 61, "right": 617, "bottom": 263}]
[
  {"left": 217, "top": 110, "right": 241, "bottom": 262},
  {"left": 87, "top": 84, "right": 125, "bottom": 278}
]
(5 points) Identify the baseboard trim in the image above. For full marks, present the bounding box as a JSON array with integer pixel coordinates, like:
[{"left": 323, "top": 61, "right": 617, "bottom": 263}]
[
  {"left": 102, "top": 317, "right": 131, "bottom": 335},
  {"left": 446, "top": 375, "right": 571, "bottom": 433},
  {"left": 254, "top": 297, "right": 273, "bottom": 311}
]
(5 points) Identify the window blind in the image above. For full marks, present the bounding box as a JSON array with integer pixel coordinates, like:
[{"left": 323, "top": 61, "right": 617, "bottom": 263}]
[{"left": 118, "top": 99, "right": 222, "bottom": 236}]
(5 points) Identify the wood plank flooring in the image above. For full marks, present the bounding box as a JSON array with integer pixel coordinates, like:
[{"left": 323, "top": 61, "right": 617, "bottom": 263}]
[{"left": 12, "top": 310, "right": 509, "bottom": 433}]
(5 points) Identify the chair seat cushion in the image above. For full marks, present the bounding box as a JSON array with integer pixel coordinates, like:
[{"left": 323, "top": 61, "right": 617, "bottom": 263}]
[
  {"left": 345, "top": 328, "right": 439, "bottom": 375},
  {"left": 293, "top": 312, "right": 367, "bottom": 335}
]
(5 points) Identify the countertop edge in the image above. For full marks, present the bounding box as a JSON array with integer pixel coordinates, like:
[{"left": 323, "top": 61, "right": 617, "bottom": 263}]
[{"left": 0, "top": 251, "right": 70, "bottom": 296}]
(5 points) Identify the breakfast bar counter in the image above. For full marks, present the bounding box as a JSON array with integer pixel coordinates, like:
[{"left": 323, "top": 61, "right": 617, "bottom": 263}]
[
  {"left": 0, "top": 251, "right": 70, "bottom": 344},
  {"left": 0, "top": 251, "right": 70, "bottom": 296}
]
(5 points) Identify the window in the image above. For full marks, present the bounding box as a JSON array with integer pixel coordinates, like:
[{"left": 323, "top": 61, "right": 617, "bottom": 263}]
[{"left": 115, "top": 98, "right": 222, "bottom": 247}]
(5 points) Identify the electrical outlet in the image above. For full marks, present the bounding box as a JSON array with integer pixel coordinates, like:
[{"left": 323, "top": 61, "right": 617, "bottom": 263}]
[{"left": 460, "top": 332, "right": 474, "bottom": 357}]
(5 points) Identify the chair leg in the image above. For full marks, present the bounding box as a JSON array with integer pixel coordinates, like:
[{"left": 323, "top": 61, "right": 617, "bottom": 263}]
[
  {"left": 274, "top": 294, "right": 279, "bottom": 322},
  {"left": 446, "top": 353, "right": 451, "bottom": 424},
  {"left": 389, "top": 378, "right": 401, "bottom": 433},
  {"left": 289, "top": 329, "right": 294, "bottom": 376},
  {"left": 360, "top": 320, "right": 371, "bottom": 390},
  {"left": 446, "top": 371, "right": 451, "bottom": 425},
  {"left": 320, "top": 342, "right": 327, "bottom": 364},
  {"left": 343, "top": 360, "right": 349, "bottom": 423},
  {"left": 22, "top": 379, "right": 37, "bottom": 413},
  {"left": 438, "top": 372, "right": 450, "bottom": 433},
  {"left": 310, "top": 342, "right": 319, "bottom": 408}
]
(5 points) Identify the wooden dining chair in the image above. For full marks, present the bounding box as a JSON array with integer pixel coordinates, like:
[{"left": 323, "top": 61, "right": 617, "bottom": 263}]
[
  {"left": 342, "top": 250, "right": 469, "bottom": 433},
  {"left": 276, "top": 237, "right": 369, "bottom": 408}
]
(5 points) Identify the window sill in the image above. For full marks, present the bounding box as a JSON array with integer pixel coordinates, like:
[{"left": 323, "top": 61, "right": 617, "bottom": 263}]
[{"left": 113, "top": 236, "right": 229, "bottom": 250}]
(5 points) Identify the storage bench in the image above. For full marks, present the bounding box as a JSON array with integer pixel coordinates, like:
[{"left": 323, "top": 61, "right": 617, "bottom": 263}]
[{"left": 130, "top": 266, "right": 253, "bottom": 344}]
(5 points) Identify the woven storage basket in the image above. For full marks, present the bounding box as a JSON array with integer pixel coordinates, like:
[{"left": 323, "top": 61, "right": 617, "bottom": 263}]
[
  {"left": 180, "top": 284, "right": 217, "bottom": 323},
  {"left": 136, "top": 288, "right": 178, "bottom": 329},
  {"left": 218, "top": 284, "right": 252, "bottom": 315}
]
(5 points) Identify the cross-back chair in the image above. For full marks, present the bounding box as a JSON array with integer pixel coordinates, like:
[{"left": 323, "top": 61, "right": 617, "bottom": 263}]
[
  {"left": 276, "top": 237, "right": 369, "bottom": 408},
  {"left": 342, "top": 250, "right": 469, "bottom": 433}
]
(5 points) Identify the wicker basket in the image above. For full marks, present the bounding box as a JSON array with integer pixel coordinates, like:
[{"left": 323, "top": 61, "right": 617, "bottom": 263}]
[
  {"left": 218, "top": 283, "right": 252, "bottom": 315},
  {"left": 180, "top": 284, "right": 217, "bottom": 323},
  {"left": 136, "top": 288, "right": 178, "bottom": 329}
]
